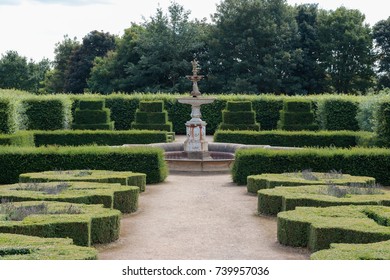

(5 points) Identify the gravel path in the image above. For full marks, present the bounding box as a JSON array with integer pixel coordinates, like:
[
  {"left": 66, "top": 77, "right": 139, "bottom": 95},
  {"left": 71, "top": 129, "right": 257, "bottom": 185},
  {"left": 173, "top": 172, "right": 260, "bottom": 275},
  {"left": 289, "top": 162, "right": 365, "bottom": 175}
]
[{"left": 97, "top": 172, "right": 309, "bottom": 260}]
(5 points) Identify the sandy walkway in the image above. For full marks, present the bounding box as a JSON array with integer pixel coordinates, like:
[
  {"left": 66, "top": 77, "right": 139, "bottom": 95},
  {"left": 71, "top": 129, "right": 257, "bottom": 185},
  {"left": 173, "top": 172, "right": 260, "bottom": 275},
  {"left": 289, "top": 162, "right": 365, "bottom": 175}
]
[{"left": 97, "top": 172, "right": 309, "bottom": 260}]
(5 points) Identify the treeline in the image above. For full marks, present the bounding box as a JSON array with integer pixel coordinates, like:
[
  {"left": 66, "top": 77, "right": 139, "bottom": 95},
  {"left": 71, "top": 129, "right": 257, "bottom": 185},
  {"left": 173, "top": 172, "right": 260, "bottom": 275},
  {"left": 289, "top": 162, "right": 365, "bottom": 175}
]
[{"left": 1, "top": 0, "right": 390, "bottom": 95}]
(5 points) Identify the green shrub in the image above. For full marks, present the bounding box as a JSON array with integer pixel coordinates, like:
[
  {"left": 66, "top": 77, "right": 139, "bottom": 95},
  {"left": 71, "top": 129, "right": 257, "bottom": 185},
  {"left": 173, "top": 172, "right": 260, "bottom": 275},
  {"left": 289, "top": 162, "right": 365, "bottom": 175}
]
[
  {"left": 218, "top": 101, "right": 260, "bottom": 131},
  {"left": 214, "top": 130, "right": 375, "bottom": 147},
  {"left": 226, "top": 101, "right": 252, "bottom": 112},
  {"left": 19, "top": 169, "right": 146, "bottom": 192},
  {"left": 0, "top": 90, "right": 30, "bottom": 133},
  {"left": 33, "top": 130, "right": 168, "bottom": 146},
  {"left": 0, "top": 181, "right": 139, "bottom": 213},
  {"left": 0, "top": 233, "right": 97, "bottom": 260},
  {"left": 74, "top": 109, "right": 111, "bottom": 124},
  {"left": 0, "top": 131, "right": 35, "bottom": 146},
  {"left": 21, "top": 96, "right": 72, "bottom": 130},
  {"left": 278, "top": 99, "right": 317, "bottom": 131},
  {"left": 139, "top": 101, "right": 164, "bottom": 112},
  {"left": 258, "top": 184, "right": 388, "bottom": 216},
  {"left": 72, "top": 123, "right": 114, "bottom": 130},
  {"left": 375, "top": 100, "right": 390, "bottom": 147},
  {"left": 79, "top": 99, "right": 105, "bottom": 110},
  {"left": 0, "top": 201, "right": 120, "bottom": 246},
  {"left": 249, "top": 171, "right": 375, "bottom": 193},
  {"left": 277, "top": 205, "right": 390, "bottom": 251},
  {"left": 135, "top": 112, "right": 168, "bottom": 124},
  {"left": 0, "top": 146, "right": 167, "bottom": 184},
  {"left": 310, "top": 240, "right": 390, "bottom": 260},
  {"left": 232, "top": 147, "right": 390, "bottom": 186},
  {"left": 316, "top": 95, "right": 360, "bottom": 131}
]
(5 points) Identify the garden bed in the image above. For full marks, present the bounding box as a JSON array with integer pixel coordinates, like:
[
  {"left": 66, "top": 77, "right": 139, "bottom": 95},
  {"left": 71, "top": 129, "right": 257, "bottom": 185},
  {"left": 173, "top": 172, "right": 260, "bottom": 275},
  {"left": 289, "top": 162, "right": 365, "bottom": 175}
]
[{"left": 0, "top": 181, "right": 139, "bottom": 213}]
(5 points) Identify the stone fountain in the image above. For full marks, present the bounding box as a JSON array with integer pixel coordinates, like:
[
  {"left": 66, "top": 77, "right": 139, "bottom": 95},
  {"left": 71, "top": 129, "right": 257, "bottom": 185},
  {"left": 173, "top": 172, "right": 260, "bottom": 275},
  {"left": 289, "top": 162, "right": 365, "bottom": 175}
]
[{"left": 178, "top": 60, "right": 215, "bottom": 159}]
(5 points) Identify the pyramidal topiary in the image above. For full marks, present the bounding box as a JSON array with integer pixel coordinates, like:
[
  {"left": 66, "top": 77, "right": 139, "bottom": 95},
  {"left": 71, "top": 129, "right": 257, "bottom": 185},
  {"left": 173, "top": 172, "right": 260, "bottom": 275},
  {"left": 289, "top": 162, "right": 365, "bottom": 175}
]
[
  {"left": 72, "top": 99, "right": 114, "bottom": 130},
  {"left": 218, "top": 101, "right": 260, "bottom": 131},
  {"left": 277, "top": 99, "right": 318, "bottom": 131}
]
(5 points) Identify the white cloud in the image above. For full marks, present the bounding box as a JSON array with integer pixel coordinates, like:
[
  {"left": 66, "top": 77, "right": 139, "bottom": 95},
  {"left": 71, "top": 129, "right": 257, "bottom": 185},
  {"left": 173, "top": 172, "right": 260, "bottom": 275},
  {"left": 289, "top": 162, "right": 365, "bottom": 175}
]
[{"left": 0, "top": 0, "right": 111, "bottom": 5}]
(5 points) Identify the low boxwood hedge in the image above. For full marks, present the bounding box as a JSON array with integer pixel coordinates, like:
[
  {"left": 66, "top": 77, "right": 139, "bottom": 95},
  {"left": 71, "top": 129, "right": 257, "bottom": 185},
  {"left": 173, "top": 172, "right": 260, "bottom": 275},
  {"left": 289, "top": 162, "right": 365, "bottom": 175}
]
[
  {"left": 310, "top": 240, "right": 390, "bottom": 260},
  {"left": 277, "top": 205, "right": 390, "bottom": 251},
  {"left": 258, "top": 185, "right": 389, "bottom": 216},
  {"left": 33, "top": 130, "right": 169, "bottom": 146},
  {"left": 0, "top": 201, "right": 120, "bottom": 246},
  {"left": 247, "top": 172, "right": 375, "bottom": 193},
  {"left": 19, "top": 170, "right": 146, "bottom": 192},
  {"left": 232, "top": 147, "right": 390, "bottom": 186},
  {"left": 0, "top": 146, "right": 167, "bottom": 185},
  {"left": 0, "top": 181, "right": 139, "bottom": 213},
  {"left": 214, "top": 130, "right": 376, "bottom": 147},
  {"left": 0, "top": 233, "right": 97, "bottom": 260}
]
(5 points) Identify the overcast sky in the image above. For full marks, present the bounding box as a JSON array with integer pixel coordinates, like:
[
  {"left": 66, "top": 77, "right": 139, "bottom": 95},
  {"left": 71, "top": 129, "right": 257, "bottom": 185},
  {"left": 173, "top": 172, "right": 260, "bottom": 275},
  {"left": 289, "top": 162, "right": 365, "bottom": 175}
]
[{"left": 0, "top": 0, "right": 388, "bottom": 61}]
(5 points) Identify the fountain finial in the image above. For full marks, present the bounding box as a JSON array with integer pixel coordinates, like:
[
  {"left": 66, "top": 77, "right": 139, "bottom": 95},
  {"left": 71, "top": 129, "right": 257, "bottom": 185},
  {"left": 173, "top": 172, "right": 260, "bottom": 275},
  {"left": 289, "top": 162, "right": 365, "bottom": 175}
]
[{"left": 186, "top": 59, "right": 204, "bottom": 97}]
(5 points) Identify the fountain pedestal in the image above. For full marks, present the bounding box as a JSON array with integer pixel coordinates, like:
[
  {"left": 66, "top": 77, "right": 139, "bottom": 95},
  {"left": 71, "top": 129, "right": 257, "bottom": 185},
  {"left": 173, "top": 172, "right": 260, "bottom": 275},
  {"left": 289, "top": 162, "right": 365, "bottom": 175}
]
[{"left": 178, "top": 97, "right": 215, "bottom": 159}]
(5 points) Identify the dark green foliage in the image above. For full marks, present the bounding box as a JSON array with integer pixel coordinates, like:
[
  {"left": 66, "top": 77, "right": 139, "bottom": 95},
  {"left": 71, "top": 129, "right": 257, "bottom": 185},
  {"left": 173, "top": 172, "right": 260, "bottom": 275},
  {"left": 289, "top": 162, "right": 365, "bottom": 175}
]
[
  {"left": 0, "top": 146, "right": 167, "bottom": 184},
  {"left": 131, "top": 123, "right": 173, "bottom": 131},
  {"left": 139, "top": 101, "right": 164, "bottom": 112},
  {"left": 317, "top": 97, "right": 360, "bottom": 130},
  {"left": 214, "top": 130, "right": 374, "bottom": 148},
  {"left": 232, "top": 147, "right": 390, "bottom": 186},
  {"left": 277, "top": 205, "right": 390, "bottom": 251},
  {"left": 21, "top": 97, "right": 72, "bottom": 130},
  {"left": 0, "top": 131, "right": 35, "bottom": 146},
  {"left": 135, "top": 112, "right": 168, "bottom": 124},
  {"left": 33, "top": 130, "right": 168, "bottom": 146},
  {"left": 226, "top": 101, "right": 252, "bottom": 112},
  {"left": 278, "top": 99, "right": 317, "bottom": 131},
  {"left": 373, "top": 17, "right": 390, "bottom": 89},
  {"left": 74, "top": 109, "right": 111, "bottom": 124},
  {"left": 0, "top": 93, "right": 23, "bottom": 134},
  {"left": 79, "top": 99, "right": 105, "bottom": 110},
  {"left": 218, "top": 101, "right": 260, "bottom": 131},
  {"left": 72, "top": 123, "right": 114, "bottom": 130},
  {"left": 0, "top": 181, "right": 139, "bottom": 213},
  {"left": 0, "top": 233, "right": 97, "bottom": 260},
  {"left": 0, "top": 201, "right": 121, "bottom": 246},
  {"left": 376, "top": 101, "right": 390, "bottom": 146}
]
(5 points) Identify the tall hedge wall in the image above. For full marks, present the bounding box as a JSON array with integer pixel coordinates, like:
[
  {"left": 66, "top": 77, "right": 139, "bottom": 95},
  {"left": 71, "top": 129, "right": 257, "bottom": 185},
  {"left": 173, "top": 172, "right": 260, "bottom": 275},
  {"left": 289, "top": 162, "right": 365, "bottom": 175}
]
[
  {"left": 0, "top": 146, "right": 168, "bottom": 184},
  {"left": 232, "top": 147, "right": 390, "bottom": 186}
]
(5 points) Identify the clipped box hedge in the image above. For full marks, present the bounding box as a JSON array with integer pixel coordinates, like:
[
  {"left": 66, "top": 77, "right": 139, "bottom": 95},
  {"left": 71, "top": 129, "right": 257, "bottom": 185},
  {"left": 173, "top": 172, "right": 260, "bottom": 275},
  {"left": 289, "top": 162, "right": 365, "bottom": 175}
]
[
  {"left": 232, "top": 147, "right": 390, "bottom": 186},
  {"left": 226, "top": 101, "right": 253, "bottom": 112},
  {"left": 21, "top": 96, "right": 72, "bottom": 131},
  {"left": 79, "top": 99, "right": 105, "bottom": 110},
  {"left": 19, "top": 170, "right": 146, "bottom": 192},
  {"left": 247, "top": 172, "right": 375, "bottom": 193},
  {"left": 214, "top": 130, "right": 375, "bottom": 147},
  {"left": 0, "top": 181, "right": 139, "bottom": 213},
  {"left": 310, "top": 240, "right": 390, "bottom": 260},
  {"left": 0, "top": 146, "right": 167, "bottom": 185},
  {"left": 0, "top": 233, "right": 97, "bottom": 260},
  {"left": 277, "top": 205, "right": 390, "bottom": 251},
  {"left": 0, "top": 201, "right": 120, "bottom": 246},
  {"left": 258, "top": 185, "right": 389, "bottom": 216},
  {"left": 33, "top": 130, "right": 168, "bottom": 146},
  {"left": 139, "top": 101, "right": 164, "bottom": 112},
  {"left": 277, "top": 99, "right": 317, "bottom": 131},
  {"left": 74, "top": 108, "right": 111, "bottom": 124}
]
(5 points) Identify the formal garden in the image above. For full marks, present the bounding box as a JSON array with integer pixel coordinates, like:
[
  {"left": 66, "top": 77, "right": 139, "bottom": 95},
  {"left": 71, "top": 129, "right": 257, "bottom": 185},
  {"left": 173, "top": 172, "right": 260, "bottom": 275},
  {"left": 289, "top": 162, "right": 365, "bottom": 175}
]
[{"left": 0, "top": 88, "right": 390, "bottom": 260}]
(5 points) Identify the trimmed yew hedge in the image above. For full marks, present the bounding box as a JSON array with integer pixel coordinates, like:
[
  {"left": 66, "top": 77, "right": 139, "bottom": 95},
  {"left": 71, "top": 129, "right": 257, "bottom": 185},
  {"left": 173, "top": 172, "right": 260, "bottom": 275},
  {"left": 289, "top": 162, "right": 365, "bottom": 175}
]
[
  {"left": 0, "top": 181, "right": 139, "bottom": 213},
  {"left": 277, "top": 205, "right": 390, "bottom": 251},
  {"left": 0, "top": 131, "right": 35, "bottom": 146},
  {"left": 33, "top": 130, "right": 169, "bottom": 146},
  {"left": 0, "top": 201, "right": 120, "bottom": 246},
  {"left": 0, "top": 233, "right": 97, "bottom": 260},
  {"left": 247, "top": 172, "right": 375, "bottom": 193},
  {"left": 214, "top": 130, "right": 376, "bottom": 147},
  {"left": 232, "top": 147, "right": 390, "bottom": 186},
  {"left": 20, "top": 170, "right": 146, "bottom": 192},
  {"left": 310, "top": 240, "right": 390, "bottom": 260},
  {"left": 0, "top": 146, "right": 167, "bottom": 184},
  {"left": 258, "top": 185, "right": 389, "bottom": 216}
]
